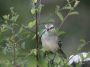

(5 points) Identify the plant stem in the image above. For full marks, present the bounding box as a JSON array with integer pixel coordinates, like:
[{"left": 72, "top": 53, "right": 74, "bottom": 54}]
[
  {"left": 59, "top": 0, "right": 76, "bottom": 28},
  {"left": 60, "top": 0, "right": 76, "bottom": 11},
  {"left": 35, "top": 1, "right": 39, "bottom": 67},
  {"left": 11, "top": 29, "right": 16, "bottom": 67},
  {"left": 59, "top": 10, "right": 71, "bottom": 28},
  {"left": 13, "top": 42, "right": 16, "bottom": 67}
]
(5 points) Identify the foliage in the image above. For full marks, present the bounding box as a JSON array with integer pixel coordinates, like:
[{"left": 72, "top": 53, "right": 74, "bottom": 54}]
[{"left": 0, "top": 0, "right": 83, "bottom": 67}]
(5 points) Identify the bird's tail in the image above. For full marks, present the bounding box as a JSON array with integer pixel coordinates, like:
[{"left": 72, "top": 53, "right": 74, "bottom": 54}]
[{"left": 58, "top": 49, "right": 67, "bottom": 59}]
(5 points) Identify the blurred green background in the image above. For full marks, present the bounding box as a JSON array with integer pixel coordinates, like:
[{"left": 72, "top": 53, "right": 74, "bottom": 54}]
[{"left": 0, "top": 0, "right": 90, "bottom": 60}]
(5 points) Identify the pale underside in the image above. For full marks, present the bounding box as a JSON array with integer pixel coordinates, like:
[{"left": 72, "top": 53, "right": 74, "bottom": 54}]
[{"left": 41, "top": 31, "right": 59, "bottom": 53}]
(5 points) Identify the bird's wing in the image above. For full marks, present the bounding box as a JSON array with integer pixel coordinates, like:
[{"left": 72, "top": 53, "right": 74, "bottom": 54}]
[
  {"left": 58, "top": 38, "right": 63, "bottom": 48},
  {"left": 58, "top": 38, "right": 67, "bottom": 59}
]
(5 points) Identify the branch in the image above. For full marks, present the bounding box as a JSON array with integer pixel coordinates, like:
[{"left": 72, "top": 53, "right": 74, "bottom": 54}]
[
  {"left": 59, "top": 0, "right": 76, "bottom": 28},
  {"left": 11, "top": 28, "right": 16, "bottom": 67},
  {"left": 59, "top": 0, "right": 76, "bottom": 11},
  {"left": 34, "top": 0, "right": 41, "bottom": 67},
  {"left": 59, "top": 10, "right": 71, "bottom": 28}
]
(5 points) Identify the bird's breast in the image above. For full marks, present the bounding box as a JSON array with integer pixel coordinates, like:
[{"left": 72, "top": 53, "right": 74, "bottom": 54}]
[{"left": 41, "top": 33, "right": 59, "bottom": 52}]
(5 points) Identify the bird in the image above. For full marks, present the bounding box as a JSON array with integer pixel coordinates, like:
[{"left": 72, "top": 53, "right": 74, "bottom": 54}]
[{"left": 41, "top": 24, "right": 67, "bottom": 59}]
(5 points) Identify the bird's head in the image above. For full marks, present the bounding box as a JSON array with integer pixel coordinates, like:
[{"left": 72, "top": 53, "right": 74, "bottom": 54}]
[{"left": 45, "top": 24, "right": 55, "bottom": 32}]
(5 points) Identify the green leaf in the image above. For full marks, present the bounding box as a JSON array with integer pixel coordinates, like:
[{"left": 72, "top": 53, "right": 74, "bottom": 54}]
[
  {"left": 68, "top": 11, "right": 79, "bottom": 15},
  {"left": 27, "top": 55, "right": 37, "bottom": 67},
  {"left": 74, "top": 1, "right": 80, "bottom": 8},
  {"left": 80, "top": 39, "right": 86, "bottom": 44},
  {"left": 56, "top": 28, "right": 66, "bottom": 36},
  {"left": 54, "top": 56, "right": 61, "bottom": 64},
  {"left": 77, "top": 39, "right": 86, "bottom": 51},
  {"left": 66, "top": 0, "right": 72, "bottom": 10},
  {"left": 39, "top": 58, "right": 48, "bottom": 67},
  {"left": 3, "top": 15, "right": 10, "bottom": 20},
  {"left": 58, "top": 31, "right": 66, "bottom": 36},
  {"left": 21, "top": 42, "right": 26, "bottom": 49},
  {"left": 10, "top": 7, "right": 14, "bottom": 14},
  {"left": 38, "top": 4, "right": 44, "bottom": 13},
  {"left": 87, "top": 52, "right": 90, "bottom": 57},
  {"left": 10, "top": 14, "right": 19, "bottom": 22},
  {"left": 31, "top": 8, "right": 36, "bottom": 14},
  {"left": 3, "top": 47, "right": 7, "bottom": 55},
  {"left": 28, "top": 20, "right": 36, "bottom": 28},
  {"left": 32, "top": 0, "right": 37, "bottom": 3},
  {"left": 56, "top": 11, "right": 64, "bottom": 22},
  {"left": 55, "top": 6, "right": 64, "bottom": 22},
  {"left": 63, "top": 6, "right": 74, "bottom": 10},
  {"left": 32, "top": 34, "right": 36, "bottom": 40},
  {"left": 17, "top": 27, "right": 23, "bottom": 34},
  {"left": 2, "top": 24, "right": 12, "bottom": 30},
  {"left": 30, "top": 49, "right": 37, "bottom": 56}
]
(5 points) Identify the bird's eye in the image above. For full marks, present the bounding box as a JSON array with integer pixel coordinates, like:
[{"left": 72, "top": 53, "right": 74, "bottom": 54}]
[{"left": 47, "top": 27, "right": 54, "bottom": 31}]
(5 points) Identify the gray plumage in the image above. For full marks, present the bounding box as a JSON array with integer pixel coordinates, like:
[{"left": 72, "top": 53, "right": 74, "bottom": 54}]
[{"left": 41, "top": 24, "right": 67, "bottom": 59}]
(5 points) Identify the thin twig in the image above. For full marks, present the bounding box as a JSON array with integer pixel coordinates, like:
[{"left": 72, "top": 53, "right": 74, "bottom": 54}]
[
  {"left": 60, "top": 0, "right": 75, "bottom": 11},
  {"left": 34, "top": 0, "right": 41, "bottom": 67},
  {"left": 13, "top": 43, "right": 16, "bottom": 67},
  {"left": 11, "top": 28, "right": 16, "bottom": 67},
  {"left": 59, "top": 10, "right": 71, "bottom": 28},
  {"left": 59, "top": 0, "right": 76, "bottom": 28},
  {"left": 22, "top": 25, "right": 36, "bottom": 33},
  {"left": 38, "top": 0, "right": 41, "bottom": 22}
]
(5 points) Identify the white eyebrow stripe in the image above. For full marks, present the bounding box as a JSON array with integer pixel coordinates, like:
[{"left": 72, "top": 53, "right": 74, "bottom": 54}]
[{"left": 47, "top": 26, "right": 54, "bottom": 31}]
